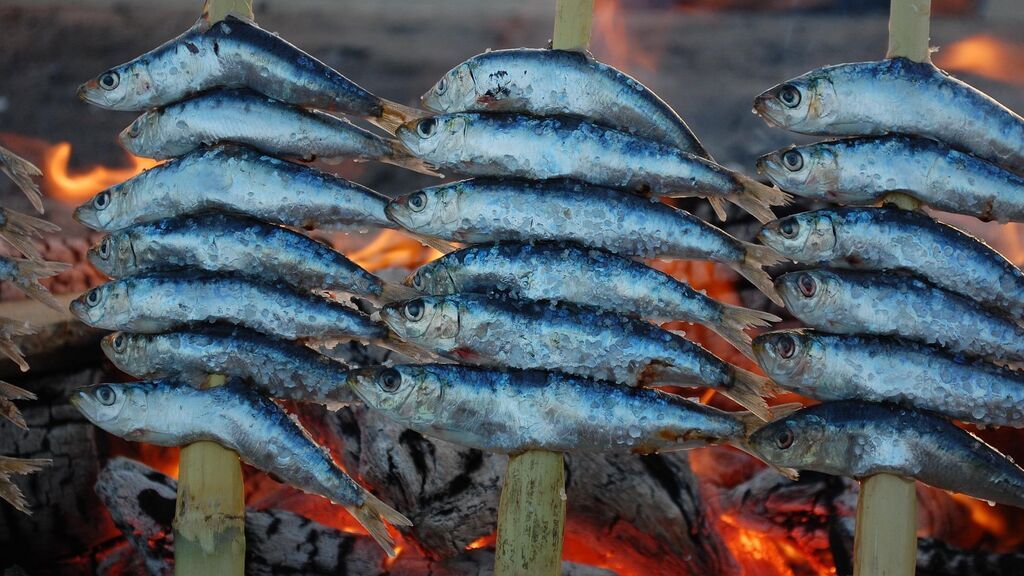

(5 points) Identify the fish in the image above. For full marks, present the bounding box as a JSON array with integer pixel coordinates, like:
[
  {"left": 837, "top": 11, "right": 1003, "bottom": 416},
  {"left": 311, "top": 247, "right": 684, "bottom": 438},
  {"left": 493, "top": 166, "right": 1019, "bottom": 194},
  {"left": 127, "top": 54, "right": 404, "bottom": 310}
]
[
  {"left": 395, "top": 114, "right": 787, "bottom": 222},
  {"left": 748, "top": 400, "right": 1024, "bottom": 509},
  {"left": 753, "top": 58, "right": 1024, "bottom": 176},
  {"left": 87, "top": 214, "right": 419, "bottom": 304},
  {"left": 379, "top": 294, "right": 777, "bottom": 419},
  {"left": 422, "top": 48, "right": 710, "bottom": 158},
  {"left": 0, "top": 207, "right": 61, "bottom": 261},
  {"left": 77, "top": 16, "right": 423, "bottom": 134},
  {"left": 387, "top": 178, "right": 784, "bottom": 304},
  {"left": 776, "top": 269, "right": 1024, "bottom": 364},
  {"left": 757, "top": 136, "right": 1024, "bottom": 223},
  {"left": 347, "top": 364, "right": 762, "bottom": 454},
  {"left": 757, "top": 207, "right": 1024, "bottom": 319},
  {"left": 407, "top": 242, "right": 780, "bottom": 359},
  {"left": 0, "top": 145, "right": 43, "bottom": 213},
  {"left": 118, "top": 89, "right": 436, "bottom": 175},
  {"left": 0, "top": 381, "right": 35, "bottom": 431},
  {"left": 0, "top": 256, "right": 71, "bottom": 312},
  {"left": 753, "top": 330, "right": 1024, "bottom": 428},
  {"left": 0, "top": 455, "right": 50, "bottom": 515},
  {"left": 0, "top": 318, "right": 33, "bottom": 372},
  {"left": 100, "top": 328, "right": 355, "bottom": 409},
  {"left": 71, "top": 379, "right": 410, "bottom": 554}
]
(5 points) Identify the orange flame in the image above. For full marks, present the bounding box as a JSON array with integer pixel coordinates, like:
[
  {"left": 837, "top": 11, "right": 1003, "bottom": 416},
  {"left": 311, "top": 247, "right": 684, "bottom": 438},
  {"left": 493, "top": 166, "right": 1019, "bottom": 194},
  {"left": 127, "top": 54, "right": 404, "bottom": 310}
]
[
  {"left": 935, "top": 34, "right": 1024, "bottom": 86},
  {"left": 591, "top": 0, "right": 657, "bottom": 72},
  {"left": 347, "top": 229, "right": 442, "bottom": 272},
  {"left": 42, "top": 141, "right": 159, "bottom": 203}
]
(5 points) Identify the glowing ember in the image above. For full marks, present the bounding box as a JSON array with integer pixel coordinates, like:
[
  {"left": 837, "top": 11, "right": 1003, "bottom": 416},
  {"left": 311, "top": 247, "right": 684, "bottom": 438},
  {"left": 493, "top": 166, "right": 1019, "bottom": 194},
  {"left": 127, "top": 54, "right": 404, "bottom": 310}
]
[
  {"left": 935, "top": 34, "right": 1024, "bottom": 86},
  {"left": 42, "top": 141, "right": 158, "bottom": 203}
]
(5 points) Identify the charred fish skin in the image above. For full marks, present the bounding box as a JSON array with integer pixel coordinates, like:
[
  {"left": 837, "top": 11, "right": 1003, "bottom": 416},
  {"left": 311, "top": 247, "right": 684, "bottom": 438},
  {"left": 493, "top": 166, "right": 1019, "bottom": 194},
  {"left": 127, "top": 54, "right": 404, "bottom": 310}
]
[
  {"left": 758, "top": 136, "right": 1024, "bottom": 223},
  {"left": 408, "top": 242, "right": 780, "bottom": 358},
  {"left": 73, "top": 145, "right": 396, "bottom": 232},
  {"left": 69, "top": 272, "right": 388, "bottom": 343},
  {"left": 396, "top": 113, "right": 786, "bottom": 222},
  {"left": 422, "top": 48, "right": 710, "bottom": 158},
  {"left": 758, "top": 207, "right": 1024, "bottom": 319},
  {"left": 71, "top": 379, "right": 409, "bottom": 554},
  {"left": 754, "top": 58, "right": 1024, "bottom": 175},
  {"left": 78, "top": 16, "right": 381, "bottom": 118},
  {"left": 100, "top": 328, "right": 355, "bottom": 408},
  {"left": 753, "top": 330, "right": 1024, "bottom": 428},
  {"left": 776, "top": 269, "right": 1024, "bottom": 364},
  {"left": 387, "top": 178, "right": 783, "bottom": 304},
  {"left": 749, "top": 400, "right": 1024, "bottom": 509},
  {"left": 379, "top": 294, "right": 775, "bottom": 419},
  {"left": 88, "top": 214, "right": 384, "bottom": 302},
  {"left": 346, "top": 364, "right": 751, "bottom": 454}
]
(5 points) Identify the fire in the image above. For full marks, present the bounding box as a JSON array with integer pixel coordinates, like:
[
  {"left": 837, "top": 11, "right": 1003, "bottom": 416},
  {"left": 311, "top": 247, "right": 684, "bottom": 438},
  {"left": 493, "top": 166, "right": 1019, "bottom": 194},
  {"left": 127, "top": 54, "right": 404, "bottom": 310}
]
[
  {"left": 42, "top": 141, "right": 159, "bottom": 203},
  {"left": 591, "top": 0, "right": 657, "bottom": 72},
  {"left": 347, "top": 229, "right": 442, "bottom": 272},
  {"left": 935, "top": 34, "right": 1024, "bottom": 86}
]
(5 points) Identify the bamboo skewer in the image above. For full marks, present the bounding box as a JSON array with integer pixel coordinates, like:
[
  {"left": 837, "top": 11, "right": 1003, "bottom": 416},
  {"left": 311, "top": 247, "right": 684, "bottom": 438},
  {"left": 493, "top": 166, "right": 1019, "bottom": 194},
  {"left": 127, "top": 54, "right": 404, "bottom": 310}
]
[
  {"left": 853, "top": 2, "right": 930, "bottom": 576},
  {"left": 493, "top": 2, "right": 594, "bottom": 575}
]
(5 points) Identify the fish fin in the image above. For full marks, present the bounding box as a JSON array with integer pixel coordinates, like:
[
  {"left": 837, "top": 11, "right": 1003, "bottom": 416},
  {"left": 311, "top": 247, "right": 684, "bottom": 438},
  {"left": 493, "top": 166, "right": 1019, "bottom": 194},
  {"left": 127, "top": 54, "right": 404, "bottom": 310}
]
[
  {"left": 378, "top": 336, "right": 438, "bottom": 363},
  {"left": 0, "top": 456, "right": 50, "bottom": 514},
  {"left": 378, "top": 282, "right": 423, "bottom": 304},
  {"left": 707, "top": 197, "right": 729, "bottom": 221},
  {"left": 0, "top": 147, "right": 44, "bottom": 214},
  {"left": 399, "top": 230, "right": 454, "bottom": 255},
  {"left": 728, "top": 174, "right": 791, "bottom": 224},
  {"left": 0, "top": 208, "right": 59, "bottom": 261},
  {"left": 370, "top": 99, "right": 429, "bottom": 135},
  {"left": 723, "top": 368, "right": 778, "bottom": 421},
  {"left": 347, "top": 491, "right": 412, "bottom": 557},
  {"left": 0, "top": 381, "right": 35, "bottom": 402},
  {"left": 9, "top": 259, "right": 71, "bottom": 311},
  {"left": 715, "top": 304, "right": 781, "bottom": 361},
  {"left": 0, "top": 340, "right": 29, "bottom": 373},
  {"left": 730, "top": 243, "right": 784, "bottom": 306},
  {"left": 381, "top": 141, "right": 443, "bottom": 177}
]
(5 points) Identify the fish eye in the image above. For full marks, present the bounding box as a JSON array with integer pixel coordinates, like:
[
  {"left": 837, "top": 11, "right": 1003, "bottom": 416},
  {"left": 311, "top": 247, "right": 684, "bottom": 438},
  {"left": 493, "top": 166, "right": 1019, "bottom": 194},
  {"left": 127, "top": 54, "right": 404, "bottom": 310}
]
[
  {"left": 798, "top": 274, "right": 817, "bottom": 298},
  {"left": 379, "top": 368, "right": 402, "bottom": 393},
  {"left": 95, "top": 385, "right": 117, "bottom": 406},
  {"left": 782, "top": 150, "right": 804, "bottom": 171},
  {"left": 411, "top": 272, "right": 425, "bottom": 290},
  {"left": 94, "top": 191, "right": 110, "bottom": 210},
  {"left": 416, "top": 118, "right": 437, "bottom": 138},
  {"left": 436, "top": 76, "right": 447, "bottom": 95},
  {"left": 99, "top": 71, "right": 120, "bottom": 91},
  {"left": 408, "top": 192, "right": 428, "bottom": 212},
  {"left": 112, "top": 334, "right": 126, "bottom": 353},
  {"left": 774, "top": 427, "right": 795, "bottom": 450},
  {"left": 97, "top": 237, "right": 111, "bottom": 259},
  {"left": 777, "top": 334, "right": 796, "bottom": 359},
  {"left": 778, "top": 219, "right": 799, "bottom": 239},
  {"left": 404, "top": 300, "right": 424, "bottom": 321},
  {"left": 778, "top": 84, "right": 801, "bottom": 108},
  {"left": 86, "top": 289, "right": 103, "bottom": 307}
]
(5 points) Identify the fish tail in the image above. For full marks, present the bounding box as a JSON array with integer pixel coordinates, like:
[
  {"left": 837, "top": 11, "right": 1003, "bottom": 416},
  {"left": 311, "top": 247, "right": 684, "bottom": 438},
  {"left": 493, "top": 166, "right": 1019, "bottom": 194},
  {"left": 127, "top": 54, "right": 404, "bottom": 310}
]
[
  {"left": 723, "top": 368, "right": 778, "bottom": 421},
  {"left": 0, "top": 456, "right": 50, "bottom": 515},
  {"left": 0, "top": 381, "right": 35, "bottom": 402},
  {"left": 377, "top": 281, "right": 423, "bottom": 304},
  {"left": 729, "top": 174, "right": 791, "bottom": 224},
  {"left": 706, "top": 197, "right": 729, "bottom": 221},
  {"left": 715, "top": 304, "right": 781, "bottom": 361},
  {"left": 381, "top": 140, "right": 443, "bottom": 177},
  {"left": 0, "top": 337, "right": 29, "bottom": 373},
  {"left": 1, "top": 208, "right": 59, "bottom": 261},
  {"left": 370, "top": 99, "right": 429, "bottom": 135},
  {"left": 0, "top": 398, "right": 27, "bottom": 431},
  {"left": 0, "top": 146, "right": 44, "bottom": 214},
  {"left": 347, "top": 491, "right": 412, "bottom": 557},
  {"left": 11, "top": 258, "right": 72, "bottom": 311},
  {"left": 731, "top": 243, "right": 784, "bottom": 306}
]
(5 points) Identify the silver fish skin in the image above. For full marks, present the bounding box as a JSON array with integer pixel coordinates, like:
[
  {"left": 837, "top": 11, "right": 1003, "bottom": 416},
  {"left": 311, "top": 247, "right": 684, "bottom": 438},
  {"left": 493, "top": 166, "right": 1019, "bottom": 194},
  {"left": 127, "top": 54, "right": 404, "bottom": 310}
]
[
  {"left": 71, "top": 379, "right": 410, "bottom": 554},
  {"left": 119, "top": 89, "right": 434, "bottom": 175},
  {"left": 379, "top": 294, "right": 776, "bottom": 419},
  {"left": 422, "top": 48, "right": 710, "bottom": 158},
  {"left": 749, "top": 400, "right": 1024, "bottom": 509},
  {"left": 347, "top": 364, "right": 757, "bottom": 454},
  {"left": 0, "top": 256, "right": 70, "bottom": 312},
  {"left": 387, "top": 179, "right": 783, "bottom": 304},
  {"left": 101, "top": 328, "right": 355, "bottom": 408},
  {"left": 77, "top": 16, "right": 421, "bottom": 133},
  {"left": 758, "top": 207, "right": 1024, "bottom": 319},
  {"left": 777, "top": 269, "right": 1024, "bottom": 364},
  {"left": 408, "top": 242, "right": 780, "bottom": 359},
  {"left": 87, "top": 214, "right": 410, "bottom": 304},
  {"left": 69, "top": 272, "right": 388, "bottom": 343},
  {"left": 396, "top": 114, "right": 786, "bottom": 222},
  {"left": 754, "top": 58, "right": 1024, "bottom": 176},
  {"left": 73, "top": 145, "right": 397, "bottom": 232},
  {"left": 758, "top": 136, "right": 1024, "bottom": 223}
]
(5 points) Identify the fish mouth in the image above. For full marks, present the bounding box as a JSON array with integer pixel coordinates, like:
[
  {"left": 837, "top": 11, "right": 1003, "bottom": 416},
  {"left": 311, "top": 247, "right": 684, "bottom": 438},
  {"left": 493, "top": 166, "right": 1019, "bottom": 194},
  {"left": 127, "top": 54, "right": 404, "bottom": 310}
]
[
  {"left": 755, "top": 152, "right": 781, "bottom": 177},
  {"left": 752, "top": 93, "right": 785, "bottom": 128},
  {"left": 383, "top": 201, "right": 409, "bottom": 227}
]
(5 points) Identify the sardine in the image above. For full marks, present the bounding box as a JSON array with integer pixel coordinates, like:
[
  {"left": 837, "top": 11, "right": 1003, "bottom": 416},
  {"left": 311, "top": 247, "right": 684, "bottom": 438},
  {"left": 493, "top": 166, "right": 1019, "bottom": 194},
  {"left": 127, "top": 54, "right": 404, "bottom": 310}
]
[
  {"left": 88, "top": 214, "right": 418, "bottom": 304},
  {"left": 0, "top": 207, "right": 60, "bottom": 262},
  {"left": 0, "top": 256, "right": 70, "bottom": 312},
  {"left": 387, "top": 178, "right": 783, "bottom": 304},
  {"left": 119, "top": 89, "right": 435, "bottom": 175},
  {"left": 758, "top": 207, "right": 1024, "bottom": 319},
  {"left": 396, "top": 114, "right": 787, "bottom": 222},
  {"left": 77, "top": 16, "right": 422, "bottom": 134},
  {"left": 379, "top": 294, "right": 776, "bottom": 419},
  {"left": 776, "top": 269, "right": 1024, "bottom": 364},
  {"left": 0, "top": 318, "right": 32, "bottom": 373},
  {"left": 422, "top": 48, "right": 709, "bottom": 157},
  {"left": 347, "top": 364, "right": 760, "bottom": 454},
  {"left": 754, "top": 58, "right": 1024, "bottom": 176},
  {"left": 758, "top": 136, "right": 1024, "bottom": 222},
  {"left": 71, "top": 379, "right": 411, "bottom": 554},
  {"left": 0, "top": 455, "right": 49, "bottom": 515},
  {"left": 408, "top": 242, "right": 779, "bottom": 358},
  {"left": 101, "top": 328, "right": 355, "bottom": 409},
  {"left": 0, "top": 145, "right": 43, "bottom": 214},
  {"left": 749, "top": 400, "right": 1024, "bottom": 509}
]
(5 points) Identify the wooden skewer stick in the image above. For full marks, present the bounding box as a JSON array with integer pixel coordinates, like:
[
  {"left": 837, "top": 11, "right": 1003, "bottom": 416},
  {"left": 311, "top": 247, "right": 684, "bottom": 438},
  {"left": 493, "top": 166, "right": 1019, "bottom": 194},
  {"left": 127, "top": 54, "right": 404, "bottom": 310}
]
[
  {"left": 855, "top": 2, "right": 929, "bottom": 576},
  {"left": 173, "top": 4, "right": 253, "bottom": 575},
  {"left": 493, "top": 2, "right": 593, "bottom": 575}
]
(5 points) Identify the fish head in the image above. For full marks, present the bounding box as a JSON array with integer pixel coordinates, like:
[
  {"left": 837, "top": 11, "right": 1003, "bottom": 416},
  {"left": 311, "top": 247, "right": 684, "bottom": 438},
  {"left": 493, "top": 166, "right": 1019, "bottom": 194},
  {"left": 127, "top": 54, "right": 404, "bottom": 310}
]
[
  {"left": 747, "top": 408, "right": 828, "bottom": 471},
  {"left": 71, "top": 382, "right": 150, "bottom": 440},
  {"left": 386, "top": 182, "right": 463, "bottom": 232},
  {"left": 346, "top": 365, "right": 443, "bottom": 426},
  {"left": 379, "top": 296, "right": 460, "bottom": 350},
  {"left": 757, "top": 212, "right": 837, "bottom": 262},
  {"left": 756, "top": 143, "right": 839, "bottom": 199},
  {"left": 396, "top": 114, "right": 468, "bottom": 160},
  {"left": 405, "top": 258, "right": 457, "bottom": 295},
  {"left": 774, "top": 270, "right": 842, "bottom": 320},
  {"left": 88, "top": 231, "right": 137, "bottom": 277},
  {"left": 753, "top": 70, "right": 838, "bottom": 132},
  {"left": 78, "top": 60, "right": 156, "bottom": 111},
  {"left": 118, "top": 110, "right": 164, "bottom": 158},
  {"left": 75, "top": 181, "right": 133, "bottom": 231},
  {"left": 751, "top": 329, "right": 823, "bottom": 383},
  {"left": 70, "top": 281, "right": 131, "bottom": 329},
  {"left": 99, "top": 332, "right": 144, "bottom": 374},
  {"left": 422, "top": 62, "right": 478, "bottom": 113}
]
